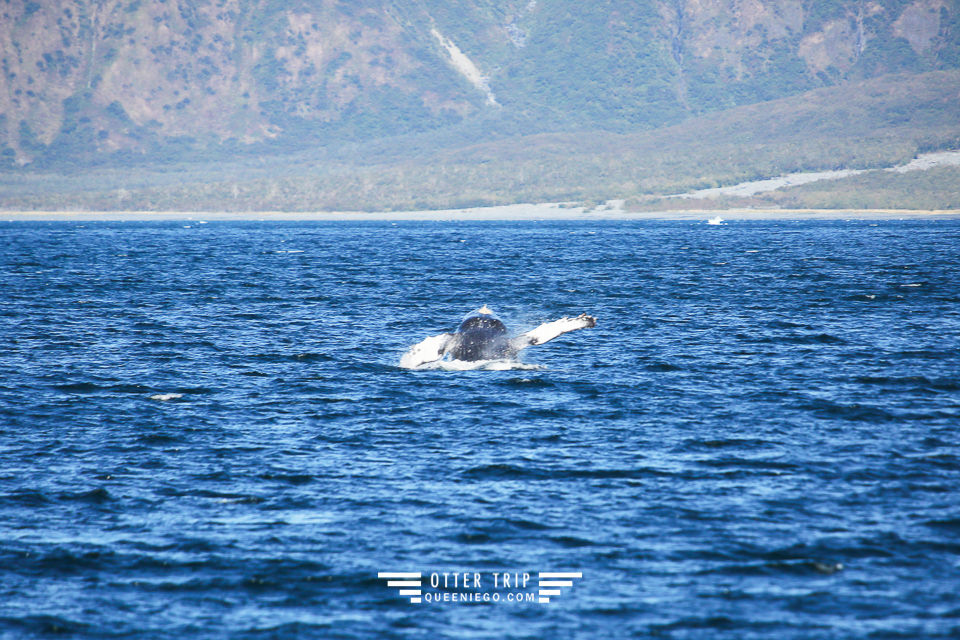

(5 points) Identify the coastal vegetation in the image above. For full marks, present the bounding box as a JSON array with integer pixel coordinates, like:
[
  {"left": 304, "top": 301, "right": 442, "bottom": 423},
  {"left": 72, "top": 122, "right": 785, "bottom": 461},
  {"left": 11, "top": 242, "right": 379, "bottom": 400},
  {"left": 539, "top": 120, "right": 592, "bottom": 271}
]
[
  {"left": 625, "top": 165, "right": 960, "bottom": 213},
  {"left": 759, "top": 165, "right": 960, "bottom": 210},
  {"left": 2, "top": 70, "right": 959, "bottom": 212}
]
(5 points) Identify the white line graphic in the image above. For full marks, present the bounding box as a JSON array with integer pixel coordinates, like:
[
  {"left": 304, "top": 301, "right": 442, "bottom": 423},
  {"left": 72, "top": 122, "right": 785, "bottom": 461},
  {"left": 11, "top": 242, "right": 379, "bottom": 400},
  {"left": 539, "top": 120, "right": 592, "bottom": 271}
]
[
  {"left": 378, "top": 572, "right": 423, "bottom": 604},
  {"left": 537, "top": 572, "right": 582, "bottom": 604}
]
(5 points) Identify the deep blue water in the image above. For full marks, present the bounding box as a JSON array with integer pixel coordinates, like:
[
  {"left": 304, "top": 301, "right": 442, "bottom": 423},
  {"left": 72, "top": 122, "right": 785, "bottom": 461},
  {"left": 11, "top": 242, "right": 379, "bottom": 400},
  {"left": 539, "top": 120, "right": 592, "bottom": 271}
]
[{"left": 1, "top": 219, "right": 959, "bottom": 639}]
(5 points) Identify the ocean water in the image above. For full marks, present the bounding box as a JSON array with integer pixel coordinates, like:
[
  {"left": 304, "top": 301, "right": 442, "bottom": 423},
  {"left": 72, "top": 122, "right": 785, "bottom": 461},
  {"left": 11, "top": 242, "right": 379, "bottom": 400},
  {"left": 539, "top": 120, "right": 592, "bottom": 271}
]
[{"left": 1, "top": 219, "right": 959, "bottom": 639}]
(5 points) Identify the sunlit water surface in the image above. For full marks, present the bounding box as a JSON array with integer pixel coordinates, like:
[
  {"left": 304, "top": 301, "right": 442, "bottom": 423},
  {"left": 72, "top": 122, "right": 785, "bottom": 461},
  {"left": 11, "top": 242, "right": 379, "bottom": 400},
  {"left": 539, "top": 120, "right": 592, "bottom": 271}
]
[{"left": 1, "top": 220, "right": 959, "bottom": 639}]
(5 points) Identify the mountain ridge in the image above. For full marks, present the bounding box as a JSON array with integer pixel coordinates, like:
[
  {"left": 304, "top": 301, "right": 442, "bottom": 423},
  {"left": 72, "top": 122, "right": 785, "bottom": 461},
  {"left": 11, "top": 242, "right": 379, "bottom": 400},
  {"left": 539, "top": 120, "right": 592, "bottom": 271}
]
[{"left": 3, "top": 0, "right": 959, "bottom": 167}]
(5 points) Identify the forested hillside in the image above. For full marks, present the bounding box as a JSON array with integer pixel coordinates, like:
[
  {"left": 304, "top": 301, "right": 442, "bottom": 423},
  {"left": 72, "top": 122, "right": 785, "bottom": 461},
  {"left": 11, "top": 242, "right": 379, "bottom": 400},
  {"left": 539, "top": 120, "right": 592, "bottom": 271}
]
[
  {"left": 3, "top": 68, "right": 958, "bottom": 212},
  {"left": 3, "top": 0, "right": 959, "bottom": 168}
]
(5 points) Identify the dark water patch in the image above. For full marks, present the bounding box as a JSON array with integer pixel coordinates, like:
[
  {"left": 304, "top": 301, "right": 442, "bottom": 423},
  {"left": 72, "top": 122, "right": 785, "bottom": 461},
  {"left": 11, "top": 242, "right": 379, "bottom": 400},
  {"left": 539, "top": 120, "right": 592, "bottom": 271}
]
[
  {"left": 695, "top": 457, "right": 798, "bottom": 472},
  {"left": 923, "top": 517, "right": 960, "bottom": 532},
  {"left": 453, "top": 532, "right": 494, "bottom": 544},
  {"left": 644, "top": 360, "right": 682, "bottom": 372},
  {"left": 136, "top": 431, "right": 183, "bottom": 445},
  {"left": 459, "top": 463, "right": 546, "bottom": 481},
  {"left": 648, "top": 615, "right": 742, "bottom": 634},
  {"left": 246, "top": 352, "right": 334, "bottom": 363},
  {"left": 680, "top": 438, "right": 773, "bottom": 451},
  {"left": 521, "top": 407, "right": 570, "bottom": 419},
  {"left": 140, "top": 339, "right": 219, "bottom": 350},
  {"left": 258, "top": 472, "right": 315, "bottom": 485},
  {"left": 913, "top": 453, "right": 960, "bottom": 470},
  {"left": 765, "top": 319, "right": 815, "bottom": 330},
  {"left": 504, "top": 518, "right": 551, "bottom": 531},
  {"left": 460, "top": 464, "right": 673, "bottom": 481},
  {"left": 154, "top": 486, "right": 263, "bottom": 502},
  {"left": 894, "top": 348, "right": 957, "bottom": 360},
  {"left": 0, "top": 489, "right": 53, "bottom": 507},
  {"left": 855, "top": 375, "right": 960, "bottom": 392},
  {"left": 698, "top": 559, "right": 845, "bottom": 577},
  {"left": 57, "top": 487, "right": 114, "bottom": 505},
  {"left": 238, "top": 622, "right": 335, "bottom": 638},
  {"left": 53, "top": 382, "right": 106, "bottom": 394},
  {"left": 0, "top": 615, "right": 92, "bottom": 636},
  {"left": 169, "top": 386, "right": 216, "bottom": 395},
  {"left": 53, "top": 382, "right": 156, "bottom": 395},
  {"left": 549, "top": 535, "right": 597, "bottom": 548},
  {"left": 500, "top": 377, "right": 555, "bottom": 388},
  {"left": 801, "top": 398, "right": 899, "bottom": 422},
  {"left": 745, "top": 332, "right": 848, "bottom": 345},
  {"left": 12, "top": 546, "right": 118, "bottom": 575}
]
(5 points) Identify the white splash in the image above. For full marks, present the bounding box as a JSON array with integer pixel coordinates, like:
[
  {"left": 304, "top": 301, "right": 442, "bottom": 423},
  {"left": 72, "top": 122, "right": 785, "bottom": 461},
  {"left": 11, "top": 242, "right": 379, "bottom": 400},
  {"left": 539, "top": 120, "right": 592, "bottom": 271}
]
[
  {"left": 431, "top": 28, "right": 498, "bottom": 106},
  {"left": 410, "top": 359, "right": 544, "bottom": 371},
  {"left": 707, "top": 216, "right": 725, "bottom": 225},
  {"left": 149, "top": 393, "right": 183, "bottom": 401},
  {"left": 399, "top": 333, "right": 451, "bottom": 369}
]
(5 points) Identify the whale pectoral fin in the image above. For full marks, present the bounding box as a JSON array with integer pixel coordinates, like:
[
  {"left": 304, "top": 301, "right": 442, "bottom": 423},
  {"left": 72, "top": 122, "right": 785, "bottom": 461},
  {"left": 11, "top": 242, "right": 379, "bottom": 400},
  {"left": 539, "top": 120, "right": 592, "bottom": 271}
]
[
  {"left": 511, "top": 314, "right": 597, "bottom": 350},
  {"left": 399, "top": 333, "right": 453, "bottom": 368}
]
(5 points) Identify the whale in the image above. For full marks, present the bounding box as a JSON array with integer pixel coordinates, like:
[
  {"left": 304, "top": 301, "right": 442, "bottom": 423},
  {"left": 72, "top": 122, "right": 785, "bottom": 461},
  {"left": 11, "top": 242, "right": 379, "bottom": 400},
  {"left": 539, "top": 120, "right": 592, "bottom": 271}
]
[{"left": 400, "top": 305, "right": 597, "bottom": 368}]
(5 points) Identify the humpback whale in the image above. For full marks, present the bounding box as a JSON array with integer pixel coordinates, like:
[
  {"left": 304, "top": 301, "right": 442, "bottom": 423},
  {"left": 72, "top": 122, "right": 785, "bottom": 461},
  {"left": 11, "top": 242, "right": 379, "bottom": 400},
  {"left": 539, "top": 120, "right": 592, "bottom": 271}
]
[{"left": 400, "top": 305, "right": 597, "bottom": 368}]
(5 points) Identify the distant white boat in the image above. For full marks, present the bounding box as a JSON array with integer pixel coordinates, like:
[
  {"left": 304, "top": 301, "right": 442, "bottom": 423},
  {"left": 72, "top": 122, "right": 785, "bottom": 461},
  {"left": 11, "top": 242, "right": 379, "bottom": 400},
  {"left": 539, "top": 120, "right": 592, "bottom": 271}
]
[{"left": 707, "top": 216, "right": 725, "bottom": 225}]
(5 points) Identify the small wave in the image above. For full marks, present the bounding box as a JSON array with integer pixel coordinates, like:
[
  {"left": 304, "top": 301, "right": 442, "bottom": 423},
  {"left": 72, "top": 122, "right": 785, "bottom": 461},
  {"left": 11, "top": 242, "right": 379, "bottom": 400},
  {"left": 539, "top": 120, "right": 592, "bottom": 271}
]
[
  {"left": 682, "top": 438, "right": 772, "bottom": 451},
  {"left": 0, "top": 489, "right": 52, "bottom": 507},
  {"left": 697, "top": 457, "right": 798, "bottom": 472},
  {"left": 766, "top": 319, "right": 814, "bottom": 329},
  {"left": 746, "top": 332, "right": 847, "bottom": 345},
  {"left": 137, "top": 432, "right": 182, "bottom": 444},
  {"left": 802, "top": 398, "right": 897, "bottom": 422},
  {"left": 500, "top": 377, "right": 554, "bottom": 387},
  {"left": 53, "top": 382, "right": 102, "bottom": 393},
  {"left": 698, "top": 559, "right": 844, "bottom": 577},
  {"left": 54, "top": 382, "right": 152, "bottom": 394},
  {"left": 454, "top": 532, "right": 493, "bottom": 544},
  {"left": 790, "top": 332, "right": 846, "bottom": 344},
  {"left": 924, "top": 518, "right": 960, "bottom": 532},
  {"left": 855, "top": 374, "right": 959, "bottom": 391},
  {"left": 550, "top": 535, "right": 597, "bottom": 547},
  {"left": 645, "top": 361, "right": 681, "bottom": 372},
  {"left": 58, "top": 487, "right": 113, "bottom": 504},
  {"left": 505, "top": 518, "right": 551, "bottom": 531},
  {"left": 411, "top": 359, "right": 544, "bottom": 371},
  {"left": 0, "top": 615, "right": 91, "bottom": 636},
  {"left": 461, "top": 463, "right": 672, "bottom": 481},
  {"left": 248, "top": 352, "right": 334, "bottom": 363},
  {"left": 258, "top": 472, "right": 315, "bottom": 485}
]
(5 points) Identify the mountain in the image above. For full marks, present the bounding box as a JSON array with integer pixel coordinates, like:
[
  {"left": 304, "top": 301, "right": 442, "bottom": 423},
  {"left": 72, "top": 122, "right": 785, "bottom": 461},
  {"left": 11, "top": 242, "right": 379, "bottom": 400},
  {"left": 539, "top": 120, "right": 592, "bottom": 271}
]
[{"left": 3, "top": 0, "right": 960, "bottom": 168}]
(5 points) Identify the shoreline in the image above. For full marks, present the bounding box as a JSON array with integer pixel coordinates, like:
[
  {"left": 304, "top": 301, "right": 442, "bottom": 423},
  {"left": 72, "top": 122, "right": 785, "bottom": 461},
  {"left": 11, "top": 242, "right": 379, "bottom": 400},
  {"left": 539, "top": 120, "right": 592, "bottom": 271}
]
[{"left": 2, "top": 203, "right": 960, "bottom": 221}]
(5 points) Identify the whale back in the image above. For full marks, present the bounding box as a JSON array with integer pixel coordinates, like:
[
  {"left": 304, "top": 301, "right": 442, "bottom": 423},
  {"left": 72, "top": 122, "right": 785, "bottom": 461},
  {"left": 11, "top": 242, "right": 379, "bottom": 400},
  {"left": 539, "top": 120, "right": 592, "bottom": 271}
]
[
  {"left": 456, "top": 313, "right": 507, "bottom": 334},
  {"left": 450, "top": 310, "right": 509, "bottom": 361}
]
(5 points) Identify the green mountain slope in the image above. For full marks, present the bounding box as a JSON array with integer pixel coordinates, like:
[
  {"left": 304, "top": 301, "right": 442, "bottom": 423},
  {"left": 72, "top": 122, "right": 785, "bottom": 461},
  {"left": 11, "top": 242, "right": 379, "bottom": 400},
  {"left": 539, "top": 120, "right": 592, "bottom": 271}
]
[
  {"left": 2, "top": 0, "right": 960, "bottom": 167},
  {"left": 4, "top": 69, "right": 958, "bottom": 211}
]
